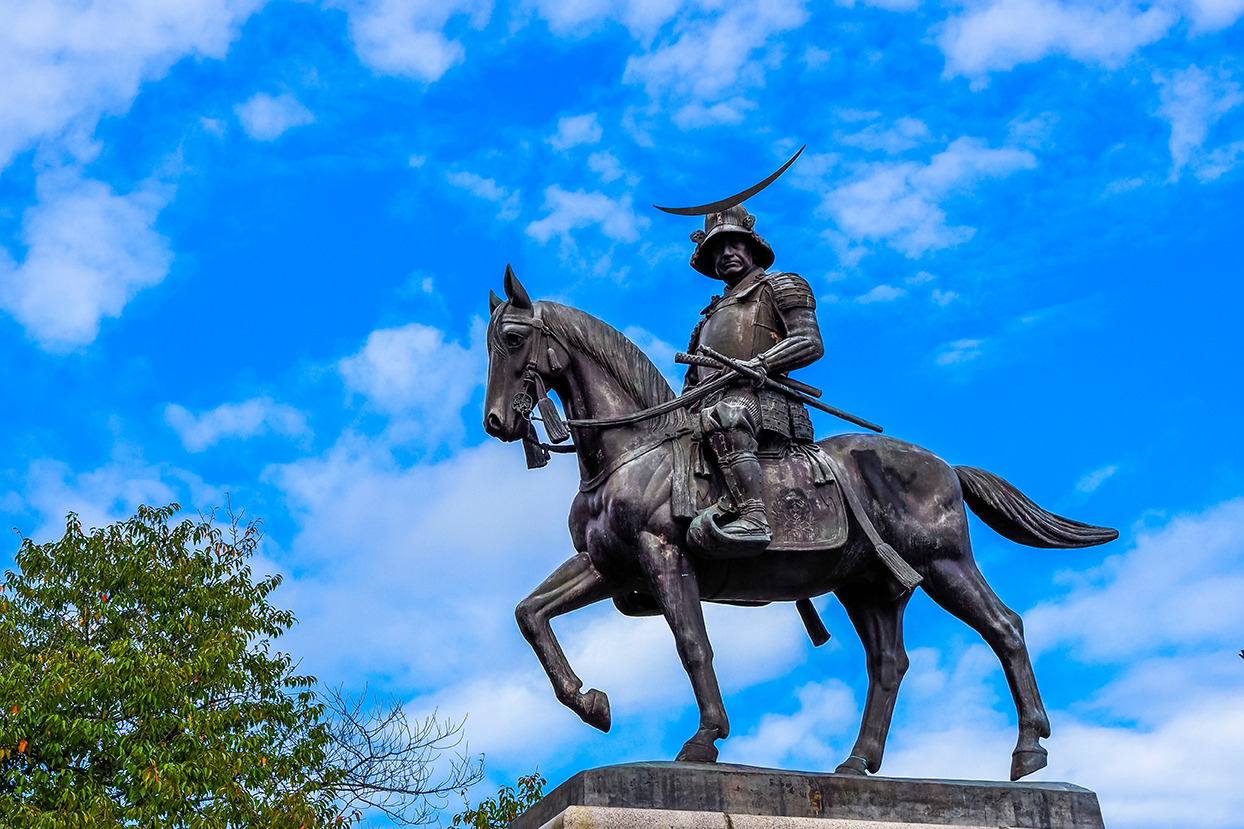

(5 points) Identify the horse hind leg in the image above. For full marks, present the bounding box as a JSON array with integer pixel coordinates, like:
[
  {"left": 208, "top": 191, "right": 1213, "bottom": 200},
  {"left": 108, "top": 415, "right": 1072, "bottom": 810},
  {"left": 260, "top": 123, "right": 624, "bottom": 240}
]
[
  {"left": 515, "top": 552, "right": 615, "bottom": 732},
  {"left": 834, "top": 581, "right": 911, "bottom": 777},
  {"left": 921, "top": 542, "right": 1050, "bottom": 781}
]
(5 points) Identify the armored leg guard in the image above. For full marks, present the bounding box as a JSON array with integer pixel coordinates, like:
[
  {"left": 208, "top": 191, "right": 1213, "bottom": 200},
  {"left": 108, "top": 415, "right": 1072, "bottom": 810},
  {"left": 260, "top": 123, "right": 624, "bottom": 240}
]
[{"left": 688, "top": 428, "right": 772, "bottom": 557}]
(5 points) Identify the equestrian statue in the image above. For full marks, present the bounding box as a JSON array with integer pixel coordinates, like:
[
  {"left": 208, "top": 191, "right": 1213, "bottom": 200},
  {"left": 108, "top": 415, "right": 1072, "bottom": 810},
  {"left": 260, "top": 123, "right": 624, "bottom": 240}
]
[{"left": 481, "top": 149, "right": 1117, "bottom": 782}]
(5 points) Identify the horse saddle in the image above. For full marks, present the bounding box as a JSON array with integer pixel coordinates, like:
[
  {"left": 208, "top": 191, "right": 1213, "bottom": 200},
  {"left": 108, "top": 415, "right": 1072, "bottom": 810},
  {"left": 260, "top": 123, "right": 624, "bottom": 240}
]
[{"left": 674, "top": 438, "right": 848, "bottom": 558}]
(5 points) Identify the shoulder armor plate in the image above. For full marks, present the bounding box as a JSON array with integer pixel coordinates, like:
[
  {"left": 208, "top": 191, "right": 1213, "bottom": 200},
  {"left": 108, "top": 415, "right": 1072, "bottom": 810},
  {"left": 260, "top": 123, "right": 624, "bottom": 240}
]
[{"left": 767, "top": 272, "right": 816, "bottom": 311}]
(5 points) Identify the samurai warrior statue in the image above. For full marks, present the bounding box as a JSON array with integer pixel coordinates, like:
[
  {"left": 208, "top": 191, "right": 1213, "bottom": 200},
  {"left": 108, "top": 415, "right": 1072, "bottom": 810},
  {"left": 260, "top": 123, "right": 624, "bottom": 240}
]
[{"left": 683, "top": 203, "right": 825, "bottom": 553}]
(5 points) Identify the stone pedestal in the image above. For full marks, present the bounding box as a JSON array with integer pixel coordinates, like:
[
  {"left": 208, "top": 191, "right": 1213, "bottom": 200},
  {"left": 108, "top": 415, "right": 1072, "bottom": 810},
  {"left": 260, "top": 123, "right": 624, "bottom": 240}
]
[{"left": 510, "top": 763, "right": 1104, "bottom": 829}]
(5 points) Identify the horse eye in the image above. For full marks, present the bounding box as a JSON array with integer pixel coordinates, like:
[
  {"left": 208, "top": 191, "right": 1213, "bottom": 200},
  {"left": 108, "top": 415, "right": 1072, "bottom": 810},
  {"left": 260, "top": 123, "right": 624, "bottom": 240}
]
[{"left": 506, "top": 332, "right": 525, "bottom": 348}]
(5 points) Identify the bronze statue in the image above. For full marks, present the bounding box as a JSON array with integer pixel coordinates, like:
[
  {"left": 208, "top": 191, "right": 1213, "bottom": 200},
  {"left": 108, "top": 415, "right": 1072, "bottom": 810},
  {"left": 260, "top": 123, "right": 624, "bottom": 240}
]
[{"left": 482, "top": 160, "right": 1118, "bottom": 781}]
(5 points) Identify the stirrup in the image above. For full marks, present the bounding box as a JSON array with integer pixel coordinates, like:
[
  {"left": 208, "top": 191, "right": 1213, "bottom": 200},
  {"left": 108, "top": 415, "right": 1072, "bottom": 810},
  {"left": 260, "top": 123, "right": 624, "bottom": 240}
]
[{"left": 687, "top": 503, "right": 772, "bottom": 559}]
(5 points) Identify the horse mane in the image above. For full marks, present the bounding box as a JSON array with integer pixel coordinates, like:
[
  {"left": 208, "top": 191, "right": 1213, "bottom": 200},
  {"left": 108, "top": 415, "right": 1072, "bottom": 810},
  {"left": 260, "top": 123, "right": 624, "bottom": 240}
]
[{"left": 538, "top": 302, "right": 684, "bottom": 431}]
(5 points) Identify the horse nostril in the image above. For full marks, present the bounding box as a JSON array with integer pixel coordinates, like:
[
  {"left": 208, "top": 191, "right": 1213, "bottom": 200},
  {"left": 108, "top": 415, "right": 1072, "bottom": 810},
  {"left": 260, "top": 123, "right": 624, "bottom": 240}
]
[{"left": 484, "top": 411, "right": 503, "bottom": 434}]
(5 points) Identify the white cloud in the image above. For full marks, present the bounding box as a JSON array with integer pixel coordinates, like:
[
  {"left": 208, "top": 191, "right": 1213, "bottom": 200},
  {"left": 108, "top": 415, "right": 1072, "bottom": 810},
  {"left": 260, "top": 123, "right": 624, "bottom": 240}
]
[
  {"left": 1182, "top": 0, "right": 1244, "bottom": 30},
  {"left": 530, "top": 0, "right": 681, "bottom": 39},
  {"left": 234, "top": 92, "right": 314, "bottom": 141},
  {"left": 0, "top": 168, "right": 171, "bottom": 351},
  {"left": 820, "top": 137, "right": 1036, "bottom": 258},
  {"left": 836, "top": 0, "right": 919, "bottom": 9},
  {"left": 331, "top": 0, "right": 490, "bottom": 83},
  {"left": 838, "top": 117, "right": 933, "bottom": 153},
  {"left": 1105, "top": 176, "right": 1146, "bottom": 195},
  {"left": 672, "top": 98, "right": 757, "bottom": 129},
  {"left": 936, "top": 338, "right": 985, "bottom": 365},
  {"left": 548, "top": 113, "right": 603, "bottom": 150},
  {"left": 856, "top": 284, "right": 907, "bottom": 303},
  {"left": 724, "top": 680, "right": 860, "bottom": 768},
  {"left": 619, "top": 0, "right": 808, "bottom": 122},
  {"left": 8, "top": 456, "right": 222, "bottom": 542},
  {"left": 938, "top": 0, "right": 1176, "bottom": 86},
  {"left": 265, "top": 438, "right": 583, "bottom": 689},
  {"left": 802, "top": 46, "right": 832, "bottom": 69},
  {"left": 1050, "top": 694, "right": 1244, "bottom": 829},
  {"left": 588, "top": 151, "right": 625, "bottom": 183},
  {"left": 1195, "top": 139, "right": 1244, "bottom": 181},
  {"left": 445, "top": 171, "right": 521, "bottom": 220},
  {"left": 1154, "top": 65, "right": 1244, "bottom": 181},
  {"left": 1076, "top": 464, "right": 1118, "bottom": 493},
  {"left": 0, "top": 0, "right": 262, "bottom": 172},
  {"left": 1025, "top": 498, "right": 1244, "bottom": 661},
  {"left": 165, "top": 397, "right": 310, "bottom": 452},
  {"left": 337, "top": 321, "right": 483, "bottom": 443},
  {"left": 526, "top": 187, "right": 649, "bottom": 246},
  {"left": 930, "top": 288, "right": 958, "bottom": 306}
]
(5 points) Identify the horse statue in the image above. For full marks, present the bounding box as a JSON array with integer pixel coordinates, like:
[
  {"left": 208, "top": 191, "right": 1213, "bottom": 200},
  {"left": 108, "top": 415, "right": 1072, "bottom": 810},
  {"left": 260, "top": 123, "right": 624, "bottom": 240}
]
[{"left": 482, "top": 268, "right": 1117, "bottom": 781}]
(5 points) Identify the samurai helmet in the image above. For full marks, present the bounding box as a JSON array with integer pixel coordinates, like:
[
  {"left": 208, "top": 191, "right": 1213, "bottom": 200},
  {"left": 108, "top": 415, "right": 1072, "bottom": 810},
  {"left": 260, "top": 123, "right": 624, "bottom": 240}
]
[
  {"left": 688, "top": 204, "right": 775, "bottom": 277},
  {"left": 654, "top": 145, "right": 804, "bottom": 278}
]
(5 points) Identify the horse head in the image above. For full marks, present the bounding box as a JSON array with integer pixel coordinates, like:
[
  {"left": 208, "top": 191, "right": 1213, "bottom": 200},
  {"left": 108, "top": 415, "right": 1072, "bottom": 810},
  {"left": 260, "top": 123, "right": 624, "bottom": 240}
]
[{"left": 483, "top": 265, "right": 570, "bottom": 442}]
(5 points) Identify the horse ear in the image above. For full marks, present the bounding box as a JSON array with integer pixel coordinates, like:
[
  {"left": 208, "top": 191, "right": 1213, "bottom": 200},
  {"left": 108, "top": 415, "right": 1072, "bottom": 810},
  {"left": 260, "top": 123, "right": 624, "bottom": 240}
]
[
  {"left": 489, "top": 290, "right": 503, "bottom": 313},
  {"left": 504, "top": 264, "right": 531, "bottom": 309}
]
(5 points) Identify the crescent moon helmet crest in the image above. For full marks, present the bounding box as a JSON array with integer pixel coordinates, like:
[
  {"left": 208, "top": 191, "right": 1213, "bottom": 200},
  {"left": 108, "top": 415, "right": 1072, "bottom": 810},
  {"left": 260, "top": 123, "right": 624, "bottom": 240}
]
[{"left": 653, "top": 145, "right": 805, "bottom": 216}]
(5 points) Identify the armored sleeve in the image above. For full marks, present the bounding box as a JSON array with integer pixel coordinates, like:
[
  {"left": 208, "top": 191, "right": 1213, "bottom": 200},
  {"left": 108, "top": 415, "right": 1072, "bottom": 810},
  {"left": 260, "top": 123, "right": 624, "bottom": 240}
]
[
  {"left": 756, "top": 272, "right": 823, "bottom": 375},
  {"left": 767, "top": 272, "right": 816, "bottom": 312}
]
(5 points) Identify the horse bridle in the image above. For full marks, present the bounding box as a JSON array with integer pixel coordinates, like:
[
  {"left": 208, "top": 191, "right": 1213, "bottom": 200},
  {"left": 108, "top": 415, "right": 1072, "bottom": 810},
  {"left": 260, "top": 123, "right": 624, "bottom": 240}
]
[{"left": 503, "top": 307, "right": 575, "bottom": 449}]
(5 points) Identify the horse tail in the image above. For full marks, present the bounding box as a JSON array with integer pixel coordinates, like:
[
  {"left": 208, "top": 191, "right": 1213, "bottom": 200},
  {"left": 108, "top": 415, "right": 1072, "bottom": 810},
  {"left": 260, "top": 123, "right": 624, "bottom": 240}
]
[{"left": 955, "top": 466, "right": 1118, "bottom": 548}]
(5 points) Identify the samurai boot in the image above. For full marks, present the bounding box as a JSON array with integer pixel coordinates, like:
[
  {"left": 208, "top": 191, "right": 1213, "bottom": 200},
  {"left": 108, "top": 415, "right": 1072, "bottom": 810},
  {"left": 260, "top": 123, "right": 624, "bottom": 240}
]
[{"left": 688, "top": 428, "right": 772, "bottom": 558}]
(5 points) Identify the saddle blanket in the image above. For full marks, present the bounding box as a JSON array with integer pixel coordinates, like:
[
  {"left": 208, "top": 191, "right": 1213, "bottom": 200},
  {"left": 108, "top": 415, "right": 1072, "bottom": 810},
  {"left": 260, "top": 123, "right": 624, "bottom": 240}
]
[{"left": 678, "top": 439, "right": 848, "bottom": 552}]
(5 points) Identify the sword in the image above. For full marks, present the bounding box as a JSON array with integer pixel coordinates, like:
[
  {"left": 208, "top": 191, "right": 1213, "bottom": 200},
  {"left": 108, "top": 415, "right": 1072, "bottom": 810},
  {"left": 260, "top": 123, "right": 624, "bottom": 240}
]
[
  {"left": 676, "top": 351, "right": 823, "bottom": 398},
  {"left": 678, "top": 345, "right": 884, "bottom": 434}
]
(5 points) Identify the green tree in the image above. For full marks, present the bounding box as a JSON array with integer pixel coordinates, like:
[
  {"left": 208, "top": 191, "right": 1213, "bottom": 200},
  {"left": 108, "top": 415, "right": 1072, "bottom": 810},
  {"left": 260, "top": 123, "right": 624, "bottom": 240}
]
[
  {"left": 0, "top": 504, "right": 480, "bottom": 828},
  {"left": 452, "top": 772, "right": 545, "bottom": 829}
]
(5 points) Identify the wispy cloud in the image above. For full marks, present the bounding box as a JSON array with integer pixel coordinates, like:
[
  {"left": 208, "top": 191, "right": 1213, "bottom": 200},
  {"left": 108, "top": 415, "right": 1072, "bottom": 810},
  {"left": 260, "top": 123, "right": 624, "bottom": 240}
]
[
  {"left": 938, "top": 0, "right": 1176, "bottom": 86},
  {"left": 619, "top": 0, "right": 808, "bottom": 126},
  {"left": 0, "top": 0, "right": 261, "bottom": 171},
  {"left": 1077, "top": 464, "right": 1119, "bottom": 493},
  {"left": 165, "top": 397, "right": 310, "bottom": 452},
  {"left": 838, "top": 117, "right": 933, "bottom": 153},
  {"left": 856, "top": 284, "right": 907, "bottom": 303},
  {"left": 1027, "top": 498, "right": 1244, "bottom": 661},
  {"left": 936, "top": 338, "right": 985, "bottom": 365},
  {"left": 1154, "top": 65, "right": 1244, "bottom": 181},
  {"left": 548, "top": 113, "right": 602, "bottom": 150},
  {"left": 235, "top": 92, "right": 315, "bottom": 141},
  {"left": 338, "top": 321, "right": 483, "bottom": 445},
  {"left": 333, "top": 0, "right": 490, "bottom": 83},
  {"left": 819, "top": 137, "right": 1036, "bottom": 259},
  {"left": 445, "top": 170, "right": 521, "bottom": 220},
  {"left": 526, "top": 187, "right": 648, "bottom": 246},
  {"left": 6, "top": 456, "right": 221, "bottom": 542}
]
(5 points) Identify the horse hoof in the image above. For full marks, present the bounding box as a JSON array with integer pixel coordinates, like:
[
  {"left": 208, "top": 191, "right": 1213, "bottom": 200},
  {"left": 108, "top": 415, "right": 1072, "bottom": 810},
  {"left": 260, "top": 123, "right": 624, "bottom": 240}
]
[
  {"left": 579, "top": 688, "right": 611, "bottom": 733},
  {"left": 835, "top": 757, "right": 868, "bottom": 776},
  {"left": 1011, "top": 747, "right": 1048, "bottom": 780},
  {"left": 676, "top": 740, "right": 718, "bottom": 763}
]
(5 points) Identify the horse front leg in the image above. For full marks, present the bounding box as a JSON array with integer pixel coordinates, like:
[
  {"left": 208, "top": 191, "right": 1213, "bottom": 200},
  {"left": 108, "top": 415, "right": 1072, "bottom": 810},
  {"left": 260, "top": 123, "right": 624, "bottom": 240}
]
[
  {"left": 637, "top": 531, "right": 728, "bottom": 763},
  {"left": 515, "top": 552, "right": 615, "bottom": 731}
]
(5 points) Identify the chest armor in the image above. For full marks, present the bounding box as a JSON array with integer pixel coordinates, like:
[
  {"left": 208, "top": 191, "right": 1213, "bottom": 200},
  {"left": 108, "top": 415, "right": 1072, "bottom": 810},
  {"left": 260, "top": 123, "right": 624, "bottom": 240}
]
[{"left": 697, "top": 278, "right": 782, "bottom": 361}]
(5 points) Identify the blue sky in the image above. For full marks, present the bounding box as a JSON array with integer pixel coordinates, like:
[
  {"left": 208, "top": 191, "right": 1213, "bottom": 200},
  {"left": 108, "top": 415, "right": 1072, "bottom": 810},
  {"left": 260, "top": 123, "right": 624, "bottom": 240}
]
[{"left": 2, "top": 0, "right": 1243, "bottom": 825}]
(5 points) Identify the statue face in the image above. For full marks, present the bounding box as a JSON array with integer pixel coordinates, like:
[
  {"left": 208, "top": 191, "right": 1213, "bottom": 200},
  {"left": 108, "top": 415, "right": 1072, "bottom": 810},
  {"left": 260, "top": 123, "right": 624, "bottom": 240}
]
[{"left": 712, "top": 236, "right": 754, "bottom": 283}]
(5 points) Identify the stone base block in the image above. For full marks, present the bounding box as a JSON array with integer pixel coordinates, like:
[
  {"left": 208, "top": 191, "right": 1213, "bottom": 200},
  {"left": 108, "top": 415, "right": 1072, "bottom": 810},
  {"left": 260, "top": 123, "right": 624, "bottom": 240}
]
[{"left": 510, "top": 763, "right": 1104, "bottom": 829}]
